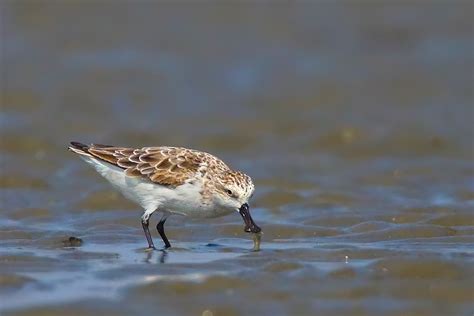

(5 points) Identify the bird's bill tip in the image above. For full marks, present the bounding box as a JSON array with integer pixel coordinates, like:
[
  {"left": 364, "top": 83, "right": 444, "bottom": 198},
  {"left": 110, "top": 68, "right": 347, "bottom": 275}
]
[{"left": 238, "top": 203, "right": 261, "bottom": 233}]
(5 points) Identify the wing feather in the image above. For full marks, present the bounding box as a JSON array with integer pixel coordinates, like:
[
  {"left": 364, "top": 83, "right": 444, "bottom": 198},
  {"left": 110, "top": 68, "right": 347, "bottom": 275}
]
[{"left": 82, "top": 144, "right": 215, "bottom": 187}]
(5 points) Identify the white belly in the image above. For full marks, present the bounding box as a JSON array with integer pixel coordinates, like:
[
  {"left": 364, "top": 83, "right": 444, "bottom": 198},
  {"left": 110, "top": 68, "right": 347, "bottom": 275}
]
[{"left": 81, "top": 156, "right": 226, "bottom": 218}]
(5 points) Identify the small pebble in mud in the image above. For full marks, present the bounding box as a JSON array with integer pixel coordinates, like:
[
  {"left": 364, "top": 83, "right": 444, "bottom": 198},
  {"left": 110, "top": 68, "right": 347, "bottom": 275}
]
[
  {"left": 252, "top": 232, "right": 262, "bottom": 251},
  {"left": 62, "top": 236, "right": 83, "bottom": 247}
]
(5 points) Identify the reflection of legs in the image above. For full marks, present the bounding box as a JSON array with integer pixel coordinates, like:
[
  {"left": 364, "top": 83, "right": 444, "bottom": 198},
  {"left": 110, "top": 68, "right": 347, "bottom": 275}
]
[
  {"left": 141, "top": 211, "right": 155, "bottom": 250},
  {"left": 159, "top": 250, "right": 168, "bottom": 264},
  {"left": 156, "top": 213, "right": 171, "bottom": 249}
]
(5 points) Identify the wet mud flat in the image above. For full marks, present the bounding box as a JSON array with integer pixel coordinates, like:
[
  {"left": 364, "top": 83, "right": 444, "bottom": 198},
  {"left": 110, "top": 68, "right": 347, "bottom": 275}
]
[{"left": 1, "top": 200, "right": 473, "bottom": 316}]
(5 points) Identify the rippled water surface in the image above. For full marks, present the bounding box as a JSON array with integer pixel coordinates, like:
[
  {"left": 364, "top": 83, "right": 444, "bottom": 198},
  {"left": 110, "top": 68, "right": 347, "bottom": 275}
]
[{"left": 1, "top": 2, "right": 473, "bottom": 316}]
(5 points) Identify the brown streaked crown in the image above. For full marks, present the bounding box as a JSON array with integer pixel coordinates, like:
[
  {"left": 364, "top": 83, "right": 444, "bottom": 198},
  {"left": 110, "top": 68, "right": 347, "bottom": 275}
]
[{"left": 214, "top": 170, "right": 255, "bottom": 199}]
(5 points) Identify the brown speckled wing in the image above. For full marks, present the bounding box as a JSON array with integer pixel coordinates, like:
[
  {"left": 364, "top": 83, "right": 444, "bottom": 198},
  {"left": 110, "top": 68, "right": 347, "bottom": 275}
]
[{"left": 86, "top": 145, "right": 215, "bottom": 187}]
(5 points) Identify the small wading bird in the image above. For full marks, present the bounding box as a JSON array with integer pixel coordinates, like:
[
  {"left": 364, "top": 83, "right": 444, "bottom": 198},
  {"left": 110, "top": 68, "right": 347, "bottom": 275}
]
[{"left": 68, "top": 142, "right": 261, "bottom": 250}]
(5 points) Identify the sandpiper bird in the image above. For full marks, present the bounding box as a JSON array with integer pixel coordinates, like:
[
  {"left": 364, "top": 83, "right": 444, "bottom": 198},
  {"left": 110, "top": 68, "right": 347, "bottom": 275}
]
[{"left": 68, "top": 142, "right": 261, "bottom": 249}]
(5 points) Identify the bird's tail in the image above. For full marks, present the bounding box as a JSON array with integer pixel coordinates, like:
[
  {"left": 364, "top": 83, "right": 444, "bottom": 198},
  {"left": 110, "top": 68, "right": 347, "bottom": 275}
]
[{"left": 68, "top": 141, "right": 92, "bottom": 157}]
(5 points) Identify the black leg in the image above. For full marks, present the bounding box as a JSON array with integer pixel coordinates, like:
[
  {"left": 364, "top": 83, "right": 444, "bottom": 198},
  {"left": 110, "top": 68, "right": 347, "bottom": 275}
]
[
  {"left": 142, "top": 219, "right": 156, "bottom": 250},
  {"left": 156, "top": 217, "right": 171, "bottom": 248}
]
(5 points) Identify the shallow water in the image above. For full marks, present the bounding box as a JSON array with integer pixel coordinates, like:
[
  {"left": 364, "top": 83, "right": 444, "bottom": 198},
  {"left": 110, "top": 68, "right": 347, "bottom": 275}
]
[{"left": 1, "top": 2, "right": 473, "bottom": 316}]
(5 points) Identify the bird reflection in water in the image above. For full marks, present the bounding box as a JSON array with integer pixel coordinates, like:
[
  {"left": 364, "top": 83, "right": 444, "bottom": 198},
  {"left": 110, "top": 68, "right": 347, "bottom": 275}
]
[{"left": 144, "top": 249, "right": 168, "bottom": 264}]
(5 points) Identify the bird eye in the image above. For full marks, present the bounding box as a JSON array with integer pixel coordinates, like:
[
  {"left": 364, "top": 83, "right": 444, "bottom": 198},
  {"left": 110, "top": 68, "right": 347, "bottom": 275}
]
[{"left": 225, "top": 189, "right": 233, "bottom": 196}]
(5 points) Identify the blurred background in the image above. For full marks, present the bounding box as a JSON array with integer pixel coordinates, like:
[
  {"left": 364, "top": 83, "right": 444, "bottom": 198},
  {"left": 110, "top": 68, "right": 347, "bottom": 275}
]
[{"left": 1, "top": 2, "right": 473, "bottom": 316}]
